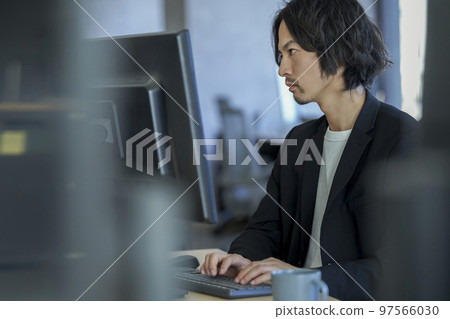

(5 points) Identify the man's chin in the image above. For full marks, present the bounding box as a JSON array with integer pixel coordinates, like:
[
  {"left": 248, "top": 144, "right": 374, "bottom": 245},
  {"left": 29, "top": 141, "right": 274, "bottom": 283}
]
[{"left": 294, "top": 96, "right": 310, "bottom": 105}]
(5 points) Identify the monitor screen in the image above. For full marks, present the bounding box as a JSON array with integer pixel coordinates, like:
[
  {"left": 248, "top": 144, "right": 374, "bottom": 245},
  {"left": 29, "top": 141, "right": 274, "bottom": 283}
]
[{"left": 83, "top": 30, "right": 218, "bottom": 223}]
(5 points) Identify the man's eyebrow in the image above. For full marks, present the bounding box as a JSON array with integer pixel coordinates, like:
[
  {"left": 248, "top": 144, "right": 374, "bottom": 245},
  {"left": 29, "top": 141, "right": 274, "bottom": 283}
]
[{"left": 278, "top": 40, "right": 296, "bottom": 52}]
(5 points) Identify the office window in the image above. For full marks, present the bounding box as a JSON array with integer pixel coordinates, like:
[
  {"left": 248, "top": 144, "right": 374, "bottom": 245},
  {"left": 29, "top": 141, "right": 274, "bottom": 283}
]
[{"left": 399, "top": 0, "right": 427, "bottom": 120}]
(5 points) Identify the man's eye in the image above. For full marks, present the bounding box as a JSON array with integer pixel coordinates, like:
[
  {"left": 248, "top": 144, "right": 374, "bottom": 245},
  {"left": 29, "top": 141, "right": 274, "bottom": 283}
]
[{"left": 288, "top": 49, "right": 297, "bottom": 55}]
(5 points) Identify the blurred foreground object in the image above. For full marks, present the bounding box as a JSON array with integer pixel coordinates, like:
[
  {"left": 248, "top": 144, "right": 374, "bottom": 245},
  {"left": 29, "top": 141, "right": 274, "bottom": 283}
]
[
  {"left": 373, "top": 0, "right": 450, "bottom": 300},
  {"left": 0, "top": 0, "right": 181, "bottom": 300}
]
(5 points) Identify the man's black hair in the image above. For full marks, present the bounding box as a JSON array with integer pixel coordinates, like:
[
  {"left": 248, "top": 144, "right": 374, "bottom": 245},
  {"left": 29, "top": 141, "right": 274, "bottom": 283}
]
[{"left": 273, "top": 0, "right": 392, "bottom": 90}]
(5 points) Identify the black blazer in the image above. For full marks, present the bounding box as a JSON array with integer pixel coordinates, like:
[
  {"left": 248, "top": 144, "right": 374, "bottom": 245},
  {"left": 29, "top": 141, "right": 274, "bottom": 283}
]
[{"left": 229, "top": 91, "right": 419, "bottom": 300}]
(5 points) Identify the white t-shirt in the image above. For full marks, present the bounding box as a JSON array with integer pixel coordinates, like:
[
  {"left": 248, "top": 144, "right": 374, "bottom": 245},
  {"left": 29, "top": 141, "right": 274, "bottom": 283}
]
[{"left": 304, "top": 126, "right": 352, "bottom": 268}]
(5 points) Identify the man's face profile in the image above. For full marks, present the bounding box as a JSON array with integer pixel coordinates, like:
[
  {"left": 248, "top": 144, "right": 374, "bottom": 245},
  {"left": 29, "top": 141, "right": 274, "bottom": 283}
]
[{"left": 277, "top": 20, "right": 335, "bottom": 106}]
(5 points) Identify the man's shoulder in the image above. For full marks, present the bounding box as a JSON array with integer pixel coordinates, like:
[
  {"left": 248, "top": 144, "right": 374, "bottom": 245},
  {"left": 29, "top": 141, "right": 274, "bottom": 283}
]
[
  {"left": 369, "top": 102, "right": 421, "bottom": 157},
  {"left": 377, "top": 102, "right": 419, "bottom": 130}
]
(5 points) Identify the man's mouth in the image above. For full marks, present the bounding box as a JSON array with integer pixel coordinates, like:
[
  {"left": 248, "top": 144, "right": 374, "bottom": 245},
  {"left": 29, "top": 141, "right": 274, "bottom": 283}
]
[
  {"left": 286, "top": 82, "right": 298, "bottom": 92},
  {"left": 289, "top": 85, "right": 297, "bottom": 92}
]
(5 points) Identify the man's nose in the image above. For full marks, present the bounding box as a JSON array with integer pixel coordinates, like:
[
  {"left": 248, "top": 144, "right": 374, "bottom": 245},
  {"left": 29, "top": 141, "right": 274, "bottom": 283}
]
[{"left": 278, "top": 58, "right": 291, "bottom": 77}]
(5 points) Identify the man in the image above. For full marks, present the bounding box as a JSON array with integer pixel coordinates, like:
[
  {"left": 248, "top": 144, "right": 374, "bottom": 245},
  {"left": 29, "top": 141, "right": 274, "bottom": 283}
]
[{"left": 201, "top": 0, "right": 419, "bottom": 300}]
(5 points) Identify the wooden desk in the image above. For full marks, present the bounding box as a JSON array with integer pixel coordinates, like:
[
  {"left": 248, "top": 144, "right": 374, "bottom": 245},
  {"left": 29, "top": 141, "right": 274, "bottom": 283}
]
[{"left": 171, "top": 248, "right": 336, "bottom": 301}]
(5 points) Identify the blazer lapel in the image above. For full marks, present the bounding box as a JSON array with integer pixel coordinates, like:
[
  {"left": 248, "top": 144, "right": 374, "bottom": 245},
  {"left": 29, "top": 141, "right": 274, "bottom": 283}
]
[
  {"left": 326, "top": 91, "right": 380, "bottom": 210},
  {"left": 297, "top": 118, "right": 327, "bottom": 265},
  {"left": 326, "top": 131, "right": 372, "bottom": 209}
]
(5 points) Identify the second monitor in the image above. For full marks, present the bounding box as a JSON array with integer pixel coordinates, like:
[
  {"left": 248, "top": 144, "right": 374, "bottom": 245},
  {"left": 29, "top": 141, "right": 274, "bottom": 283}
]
[{"left": 84, "top": 30, "right": 218, "bottom": 224}]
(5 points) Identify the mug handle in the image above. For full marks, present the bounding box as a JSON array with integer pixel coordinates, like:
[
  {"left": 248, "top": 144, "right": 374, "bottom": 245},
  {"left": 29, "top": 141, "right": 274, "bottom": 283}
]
[{"left": 312, "top": 279, "right": 329, "bottom": 301}]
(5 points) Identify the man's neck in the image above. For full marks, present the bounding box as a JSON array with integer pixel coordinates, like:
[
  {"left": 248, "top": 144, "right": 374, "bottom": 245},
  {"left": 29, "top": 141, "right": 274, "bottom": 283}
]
[{"left": 317, "top": 86, "right": 366, "bottom": 132}]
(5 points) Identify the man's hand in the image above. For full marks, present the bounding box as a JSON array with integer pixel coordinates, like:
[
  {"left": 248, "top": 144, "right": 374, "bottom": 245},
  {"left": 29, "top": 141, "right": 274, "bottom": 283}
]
[
  {"left": 200, "top": 253, "right": 251, "bottom": 277},
  {"left": 201, "top": 254, "right": 298, "bottom": 286},
  {"left": 235, "top": 257, "right": 298, "bottom": 285}
]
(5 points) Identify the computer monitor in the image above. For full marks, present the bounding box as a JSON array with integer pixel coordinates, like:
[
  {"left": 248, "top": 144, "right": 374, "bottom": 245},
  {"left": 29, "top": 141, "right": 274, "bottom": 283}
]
[{"left": 83, "top": 30, "right": 218, "bottom": 223}]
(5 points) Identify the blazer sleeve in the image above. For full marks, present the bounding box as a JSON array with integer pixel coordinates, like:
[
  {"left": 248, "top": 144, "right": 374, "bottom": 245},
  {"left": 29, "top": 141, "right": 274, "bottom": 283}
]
[{"left": 228, "top": 128, "right": 296, "bottom": 261}]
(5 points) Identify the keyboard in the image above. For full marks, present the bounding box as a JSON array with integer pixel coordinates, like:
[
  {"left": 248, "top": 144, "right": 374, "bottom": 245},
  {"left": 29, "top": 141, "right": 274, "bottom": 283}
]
[{"left": 171, "top": 268, "right": 272, "bottom": 299}]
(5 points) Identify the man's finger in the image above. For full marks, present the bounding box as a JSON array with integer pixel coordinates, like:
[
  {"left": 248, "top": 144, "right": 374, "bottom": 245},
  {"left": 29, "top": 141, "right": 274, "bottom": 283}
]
[
  {"left": 250, "top": 272, "right": 271, "bottom": 285},
  {"left": 219, "top": 255, "right": 235, "bottom": 275},
  {"left": 203, "top": 254, "right": 211, "bottom": 276},
  {"left": 200, "top": 257, "right": 208, "bottom": 275},
  {"left": 235, "top": 262, "right": 258, "bottom": 283},
  {"left": 239, "top": 263, "right": 271, "bottom": 284},
  {"left": 208, "top": 253, "right": 227, "bottom": 276},
  {"left": 240, "top": 265, "right": 265, "bottom": 284}
]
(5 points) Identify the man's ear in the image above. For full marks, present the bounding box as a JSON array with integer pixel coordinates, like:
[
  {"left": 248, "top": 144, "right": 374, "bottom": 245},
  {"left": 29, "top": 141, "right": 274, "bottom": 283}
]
[{"left": 336, "top": 65, "right": 345, "bottom": 76}]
